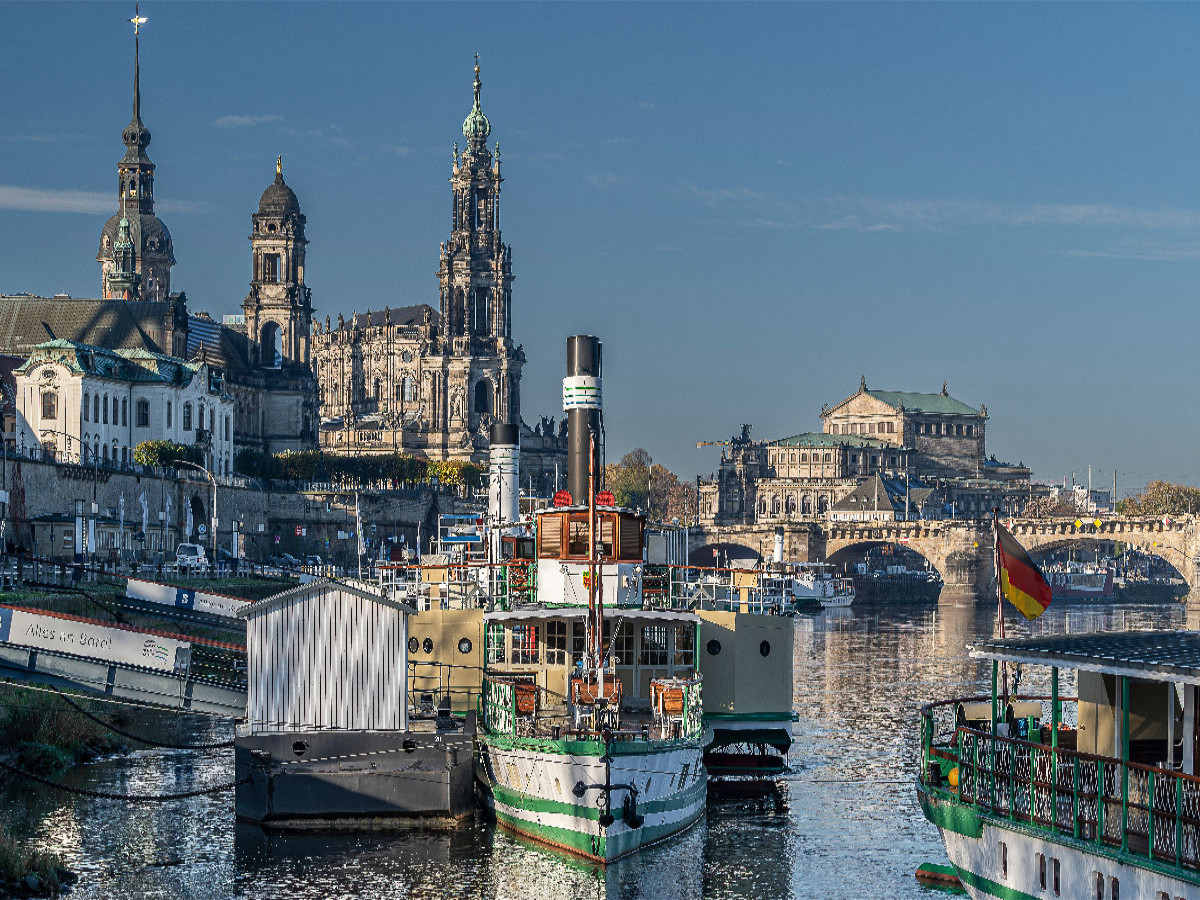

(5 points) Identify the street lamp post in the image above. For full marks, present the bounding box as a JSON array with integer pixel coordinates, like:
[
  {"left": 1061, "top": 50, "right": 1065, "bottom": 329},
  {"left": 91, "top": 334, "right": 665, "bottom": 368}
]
[{"left": 174, "top": 459, "right": 217, "bottom": 566}]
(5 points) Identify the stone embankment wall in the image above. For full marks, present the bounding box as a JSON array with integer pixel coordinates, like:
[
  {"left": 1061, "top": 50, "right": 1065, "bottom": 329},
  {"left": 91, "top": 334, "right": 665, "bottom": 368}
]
[{"left": 6, "top": 457, "right": 448, "bottom": 566}]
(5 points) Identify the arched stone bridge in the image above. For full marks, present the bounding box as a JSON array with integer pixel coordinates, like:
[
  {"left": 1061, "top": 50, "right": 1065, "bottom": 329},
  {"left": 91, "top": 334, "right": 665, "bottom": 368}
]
[{"left": 690, "top": 516, "right": 1200, "bottom": 594}]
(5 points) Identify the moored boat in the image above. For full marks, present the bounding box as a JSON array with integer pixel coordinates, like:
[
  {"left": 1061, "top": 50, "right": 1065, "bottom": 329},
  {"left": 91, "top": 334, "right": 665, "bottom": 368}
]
[{"left": 918, "top": 630, "right": 1200, "bottom": 899}]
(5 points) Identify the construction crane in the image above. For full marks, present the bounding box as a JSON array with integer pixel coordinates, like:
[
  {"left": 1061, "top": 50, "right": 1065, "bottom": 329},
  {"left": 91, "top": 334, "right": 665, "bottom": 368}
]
[{"left": 696, "top": 440, "right": 732, "bottom": 449}]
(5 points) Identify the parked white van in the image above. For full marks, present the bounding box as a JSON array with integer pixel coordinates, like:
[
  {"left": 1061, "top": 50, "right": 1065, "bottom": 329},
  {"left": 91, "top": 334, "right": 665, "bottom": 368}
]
[{"left": 176, "top": 543, "right": 208, "bottom": 571}]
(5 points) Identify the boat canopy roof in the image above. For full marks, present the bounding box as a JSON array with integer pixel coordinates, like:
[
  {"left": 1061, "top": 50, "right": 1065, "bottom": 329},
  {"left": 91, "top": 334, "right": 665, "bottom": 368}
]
[
  {"left": 485, "top": 607, "right": 700, "bottom": 623},
  {"left": 971, "top": 631, "right": 1200, "bottom": 685}
]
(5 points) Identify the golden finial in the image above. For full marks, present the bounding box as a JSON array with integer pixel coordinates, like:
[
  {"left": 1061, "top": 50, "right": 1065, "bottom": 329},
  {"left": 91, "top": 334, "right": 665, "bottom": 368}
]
[{"left": 276, "top": 154, "right": 283, "bottom": 178}]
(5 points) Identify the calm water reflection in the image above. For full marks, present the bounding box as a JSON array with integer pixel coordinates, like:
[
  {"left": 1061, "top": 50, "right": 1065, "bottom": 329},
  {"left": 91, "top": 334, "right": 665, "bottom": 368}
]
[{"left": 2, "top": 594, "right": 1188, "bottom": 899}]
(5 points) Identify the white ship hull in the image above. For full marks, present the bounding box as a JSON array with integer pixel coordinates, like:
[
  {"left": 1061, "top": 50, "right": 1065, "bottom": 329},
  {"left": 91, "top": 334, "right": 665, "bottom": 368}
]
[{"left": 477, "top": 736, "right": 707, "bottom": 862}]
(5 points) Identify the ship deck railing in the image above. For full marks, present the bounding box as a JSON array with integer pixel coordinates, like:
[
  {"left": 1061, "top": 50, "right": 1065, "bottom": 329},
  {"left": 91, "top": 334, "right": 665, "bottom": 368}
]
[{"left": 920, "top": 695, "right": 1200, "bottom": 873}]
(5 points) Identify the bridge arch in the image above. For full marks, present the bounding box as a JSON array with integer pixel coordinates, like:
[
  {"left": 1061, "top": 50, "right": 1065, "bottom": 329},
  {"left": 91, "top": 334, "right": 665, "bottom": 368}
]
[{"left": 825, "top": 540, "right": 944, "bottom": 582}]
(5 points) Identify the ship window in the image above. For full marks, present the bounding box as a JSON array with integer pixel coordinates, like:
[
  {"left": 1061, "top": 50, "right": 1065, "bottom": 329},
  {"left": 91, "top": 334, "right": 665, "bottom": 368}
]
[
  {"left": 611, "top": 624, "right": 634, "bottom": 667},
  {"left": 640, "top": 626, "right": 668, "bottom": 666},
  {"left": 706, "top": 639, "right": 721, "bottom": 656},
  {"left": 1037, "top": 855, "right": 1045, "bottom": 890},
  {"left": 618, "top": 516, "right": 643, "bottom": 560},
  {"left": 1052, "top": 858, "right": 1060, "bottom": 895},
  {"left": 673, "top": 625, "right": 694, "bottom": 668},
  {"left": 485, "top": 622, "right": 504, "bottom": 664},
  {"left": 510, "top": 624, "right": 539, "bottom": 665},
  {"left": 567, "top": 516, "right": 589, "bottom": 558},
  {"left": 572, "top": 621, "right": 585, "bottom": 658},
  {"left": 599, "top": 514, "right": 615, "bottom": 558},
  {"left": 546, "top": 620, "right": 566, "bottom": 665},
  {"left": 538, "top": 514, "right": 562, "bottom": 558},
  {"left": 1110, "top": 878, "right": 1118, "bottom": 900},
  {"left": 1094, "top": 874, "right": 1103, "bottom": 900},
  {"left": 760, "top": 640, "right": 771, "bottom": 657},
  {"left": 999, "top": 842, "right": 1007, "bottom": 878}
]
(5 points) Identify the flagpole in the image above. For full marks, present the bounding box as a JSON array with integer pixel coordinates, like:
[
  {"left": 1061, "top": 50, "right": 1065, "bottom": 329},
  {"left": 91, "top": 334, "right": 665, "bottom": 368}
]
[{"left": 993, "top": 508, "right": 1008, "bottom": 717}]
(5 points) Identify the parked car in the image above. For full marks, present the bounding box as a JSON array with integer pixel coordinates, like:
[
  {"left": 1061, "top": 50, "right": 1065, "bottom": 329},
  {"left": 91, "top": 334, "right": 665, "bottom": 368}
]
[
  {"left": 176, "top": 543, "right": 209, "bottom": 570},
  {"left": 304, "top": 555, "right": 323, "bottom": 567}
]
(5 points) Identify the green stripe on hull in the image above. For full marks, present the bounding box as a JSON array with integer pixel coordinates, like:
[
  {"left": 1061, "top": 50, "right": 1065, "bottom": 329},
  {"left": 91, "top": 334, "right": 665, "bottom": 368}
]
[
  {"left": 483, "top": 784, "right": 706, "bottom": 863},
  {"left": 487, "top": 774, "right": 708, "bottom": 821},
  {"left": 952, "top": 866, "right": 1039, "bottom": 900}
]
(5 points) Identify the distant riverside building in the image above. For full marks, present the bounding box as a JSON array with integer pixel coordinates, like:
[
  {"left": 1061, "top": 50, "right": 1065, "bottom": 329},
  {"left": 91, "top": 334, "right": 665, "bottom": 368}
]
[
  {"left": 13, "top": 340, "right": 234, "bottom": 474},
  {"left": 698, "top": 379, "right": 1031, "bottom": 527}
]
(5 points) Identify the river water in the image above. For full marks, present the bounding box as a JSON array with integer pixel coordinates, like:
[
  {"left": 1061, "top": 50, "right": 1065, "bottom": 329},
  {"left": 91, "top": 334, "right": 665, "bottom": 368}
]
[{"left": 1, "top": 593, "right": 1191, "bottom": 899}]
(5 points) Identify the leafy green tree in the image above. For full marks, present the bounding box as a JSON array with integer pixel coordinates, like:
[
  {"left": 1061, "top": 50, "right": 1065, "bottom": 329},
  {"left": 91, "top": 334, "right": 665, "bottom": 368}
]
[{"left": 133, "top": 440, "right": 202, "bottom": 467}]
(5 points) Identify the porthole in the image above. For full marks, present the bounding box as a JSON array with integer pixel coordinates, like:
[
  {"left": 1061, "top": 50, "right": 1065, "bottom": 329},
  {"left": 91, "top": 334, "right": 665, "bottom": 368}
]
[
  {"left": 423, "top": 637, "right": 434, "bottom": 654},
  {"left": 458, "top": 637, "right": 472, "bottom": 654},
  {"left": 706, "top": 639, "right": 721, "bottom": 656},
  {"left": 291, "top": 740, "right": 307, "bottom": 757},
  {"left": 760, "top": 640, "right": 771, "bottom": 657},
  {"left": 408, "top": 637, "right": 419, "bottom": 653}
]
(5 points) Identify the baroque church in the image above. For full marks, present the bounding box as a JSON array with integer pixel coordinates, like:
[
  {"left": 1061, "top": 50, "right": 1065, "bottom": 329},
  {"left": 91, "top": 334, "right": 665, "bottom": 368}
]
[
  {"left": 0, "top": 21, "right": 317, "bottom": 456},
  {"left": 3, "top": 23, "right": 564, "bottom": 481},
  {"left": 312, "top": 60, "right": 527, "bottom": 465}
]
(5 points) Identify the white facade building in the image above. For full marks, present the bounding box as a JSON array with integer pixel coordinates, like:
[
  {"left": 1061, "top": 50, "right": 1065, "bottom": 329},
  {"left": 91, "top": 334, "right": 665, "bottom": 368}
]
[{"left": 14, "top": 339, "right": 234, "bottom": 476}]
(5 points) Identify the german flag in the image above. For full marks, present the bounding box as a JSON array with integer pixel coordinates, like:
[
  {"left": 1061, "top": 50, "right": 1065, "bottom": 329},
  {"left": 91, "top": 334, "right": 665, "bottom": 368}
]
[{"left": 997, "top": 523, "right": 1052, "bottom": 620}]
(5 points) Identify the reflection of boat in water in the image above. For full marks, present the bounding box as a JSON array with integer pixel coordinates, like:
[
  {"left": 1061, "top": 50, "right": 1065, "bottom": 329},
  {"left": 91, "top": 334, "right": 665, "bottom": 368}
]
[{"left": 918, "top": 631, "right": 1200, "bottom": 899}]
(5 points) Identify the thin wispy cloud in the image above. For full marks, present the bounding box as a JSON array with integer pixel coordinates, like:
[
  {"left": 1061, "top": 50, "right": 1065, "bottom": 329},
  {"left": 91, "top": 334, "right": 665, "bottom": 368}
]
[
  {"left": 680, "top": 182, "right": 1200, "bottom": 236},
  {"left": 637, "top": 100, "right": 656, "bottom": 111},
  {"left": 214, "top": 113, "right": 284, "bottom": 129},
  {"left": 586, "top": 171, "right": 632, "bottom": 190},
  {"left": 380, "top": 143, "right": 413, "bottom": 157},
  {"left": 0, "top": 185, "right": 206, "bottom": 214}
]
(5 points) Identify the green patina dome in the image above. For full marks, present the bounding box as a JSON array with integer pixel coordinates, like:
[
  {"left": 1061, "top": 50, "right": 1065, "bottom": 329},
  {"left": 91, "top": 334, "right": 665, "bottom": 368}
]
[{"left": 462, "top": 59, "right": 491, "bottom": 143}]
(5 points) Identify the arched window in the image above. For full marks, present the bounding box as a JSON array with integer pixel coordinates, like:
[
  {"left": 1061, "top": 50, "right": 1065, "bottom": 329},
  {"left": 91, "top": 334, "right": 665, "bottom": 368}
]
[
  {"left": 802, "top": 495, "right": 813, "bottom": 515},
  {"left": 136, "top": 399, "right": 149, "bottom": 428},
  {"left": 93, "top": 440, "right": 99, "bottom": 458},
  {"left": 474, "top": 380, "right": 491, "bottom": 415},
  {"left": 225, "top": 416, "right": 231, "bottom": 442},
  {"left": 83, "top": 392, "right": 90, "bottom": 422},
  {"left": 101, "top": 395, "right": 109, "bottom": 424},
  {"left": 121, "top": 397, "right": 128, "bottom": 426},
  {"left": 785, "top": 496, "right": 796, "bottom": 515},
  {"left": 166, "top": 400, "right": 173, "bottom": 427},
  {"left": 474, "top": 289, "right": 490, "bottom": 334},
  {"left": 112, "top": 396, "right": 119, "bottom": 424},
  {"left": 93, "top": 394, "right": 100, "bottom": 423},
  {"left": 758, "top": 498, "right": 767, "bottom": 515},
  {"left": 373, "top": 378, "right": 381, "bottom": 401},
  {"left": 823, "top": 453, "right": 831, "bottom": 462},
  {"left": 183, "top": 403, "right": 193, "bottom": 431},
  {"left": 402, "top": 376, "right": 415, "bottom": 403},
  {"left": 818, "top": 496, "right": 829, "bottom": 514},
  {"left": 102, "top": 444, "right": 109, "bottom": 461},
  {"left": 771, "top": 496, "right": 781, "bottom": 516},
  {"left": 260, "top": 322, "right": 282, "bottom": 368}
]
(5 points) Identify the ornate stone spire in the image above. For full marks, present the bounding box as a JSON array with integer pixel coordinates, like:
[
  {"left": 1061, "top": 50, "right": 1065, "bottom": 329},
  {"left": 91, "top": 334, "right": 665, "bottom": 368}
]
[
  {"left": 122, "top": 4, "right": 152, "bottom": 166},
  {"left": 462, "top": 54, "right": 491, "bottom": 146}
]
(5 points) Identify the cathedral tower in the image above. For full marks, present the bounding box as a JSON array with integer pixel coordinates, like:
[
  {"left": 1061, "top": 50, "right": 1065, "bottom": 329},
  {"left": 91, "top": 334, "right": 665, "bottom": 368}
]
[
  {"left": 439, "top": 58, "right": 514, "bottom": 349},
  {"left": 435, "top": 58, "right": 521, "bottom": 432},
  {"left": 97, "top": 10, "right": 175, "bottom": 302},
  {"left": 243, "top": 157, "right": 312, "bottom": 368}
]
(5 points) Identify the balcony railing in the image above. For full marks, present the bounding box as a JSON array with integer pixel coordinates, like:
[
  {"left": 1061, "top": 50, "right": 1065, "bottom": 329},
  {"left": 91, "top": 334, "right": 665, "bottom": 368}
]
[{"left": 920, "top": 696, "right": 1200, "bottom": 873}]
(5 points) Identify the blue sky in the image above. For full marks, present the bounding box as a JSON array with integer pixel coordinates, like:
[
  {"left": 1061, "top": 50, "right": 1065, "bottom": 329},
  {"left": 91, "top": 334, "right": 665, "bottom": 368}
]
[{"left": 2, "top": 2, "right": 1198, "bottom": 492}]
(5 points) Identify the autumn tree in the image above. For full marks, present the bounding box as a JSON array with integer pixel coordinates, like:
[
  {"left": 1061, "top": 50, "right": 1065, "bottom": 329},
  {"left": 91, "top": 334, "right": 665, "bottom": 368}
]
[
  {"left": 1118, "top": 481, "right": 1200, "bottom": 517},
  {"left": 604, "top": 448, "right": 696, "bottom": 523}
]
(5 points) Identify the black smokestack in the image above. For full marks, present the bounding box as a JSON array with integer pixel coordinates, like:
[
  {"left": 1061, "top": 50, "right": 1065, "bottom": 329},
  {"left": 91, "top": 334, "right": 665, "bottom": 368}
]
[{"left": 564, "top": 335, "right": 602, "bottom": 505}]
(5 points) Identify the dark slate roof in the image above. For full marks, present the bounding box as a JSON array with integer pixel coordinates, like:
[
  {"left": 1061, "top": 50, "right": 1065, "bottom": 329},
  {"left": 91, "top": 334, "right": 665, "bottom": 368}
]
[
  {"left": 98, "top": 211, "right": 175, "bottom": 265},
  {"left": 258, "top": 174, "right": 301, "bottom": 218},
  {"left": 341, "top": 304, "right": 438, "bottom": 331},
  {"left": 0, "top": 295, "right": 170, "bottom": 355},
  {"left": 864, "top": 390, "right": 980, "bottom": 416},
  {"left": 972, "top": 631, "right": 1200, "bottom": 683},
  {"left": 831, "top": 473, "right": 934, "bottom": 512}
]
